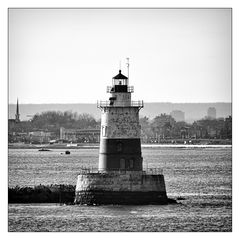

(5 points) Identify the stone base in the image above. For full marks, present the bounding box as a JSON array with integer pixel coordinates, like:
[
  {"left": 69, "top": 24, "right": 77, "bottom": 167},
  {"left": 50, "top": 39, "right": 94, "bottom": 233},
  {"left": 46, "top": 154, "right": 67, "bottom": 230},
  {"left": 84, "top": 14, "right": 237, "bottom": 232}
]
[
  {"left": 74, "top": 171, "right": 168, "bottom": 205},
  {"left": 74, "top": 190, "right": 168, "bottom": 205}
]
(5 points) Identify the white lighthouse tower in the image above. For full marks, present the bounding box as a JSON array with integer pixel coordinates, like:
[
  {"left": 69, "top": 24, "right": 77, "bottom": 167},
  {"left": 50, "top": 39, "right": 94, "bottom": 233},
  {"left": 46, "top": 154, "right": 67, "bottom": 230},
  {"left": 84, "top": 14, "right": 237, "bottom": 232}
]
[
  {"left": 98, "top": 69, "right": 143, "bottom": 171},
  {"left": 75, "top": 64, "right": 168, "bottom": 205}
]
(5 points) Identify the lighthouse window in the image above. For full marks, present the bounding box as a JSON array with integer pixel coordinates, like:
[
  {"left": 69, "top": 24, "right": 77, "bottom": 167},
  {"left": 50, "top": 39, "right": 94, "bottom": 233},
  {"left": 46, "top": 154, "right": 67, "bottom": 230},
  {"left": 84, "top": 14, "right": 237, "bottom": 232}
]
[
  {"left": 102, "top": 126, "right": 108, "bottom": 137},
  {"left": 117, "top": 142, "right": 123, "bottom": 152}
]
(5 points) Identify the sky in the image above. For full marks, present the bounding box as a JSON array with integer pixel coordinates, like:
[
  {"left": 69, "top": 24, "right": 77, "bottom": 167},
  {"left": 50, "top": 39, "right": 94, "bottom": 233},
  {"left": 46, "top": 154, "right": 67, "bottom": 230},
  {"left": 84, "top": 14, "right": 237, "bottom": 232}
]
[{"left": 9, "top": 8, "right": 231, "bottom": 104}]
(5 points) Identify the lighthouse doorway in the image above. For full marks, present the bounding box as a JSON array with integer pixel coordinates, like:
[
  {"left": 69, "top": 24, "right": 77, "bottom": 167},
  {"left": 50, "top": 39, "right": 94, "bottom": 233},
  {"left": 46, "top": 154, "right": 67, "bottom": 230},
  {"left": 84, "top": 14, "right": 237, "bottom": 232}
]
[
  {"left": 120, "top": 158, "right": 135, "bottom": 170},
  {"left": 120, "top": 158, "right": 125, "bottom": 169}
]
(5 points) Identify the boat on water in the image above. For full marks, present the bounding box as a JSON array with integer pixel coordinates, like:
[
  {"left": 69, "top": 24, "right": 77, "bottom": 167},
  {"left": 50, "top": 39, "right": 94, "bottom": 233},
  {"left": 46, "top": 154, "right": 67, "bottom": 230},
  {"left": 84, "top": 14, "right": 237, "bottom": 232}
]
[{"left": 38, "top": 148, "right": 51, "bottom": 152}]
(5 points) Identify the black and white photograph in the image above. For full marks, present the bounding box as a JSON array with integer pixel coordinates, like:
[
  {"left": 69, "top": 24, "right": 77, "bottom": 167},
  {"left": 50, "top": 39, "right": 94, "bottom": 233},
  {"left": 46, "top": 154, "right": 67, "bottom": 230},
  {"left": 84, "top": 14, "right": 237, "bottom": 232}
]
[{"left": 7, "top": 7, "right": 233, "bottom": 233}]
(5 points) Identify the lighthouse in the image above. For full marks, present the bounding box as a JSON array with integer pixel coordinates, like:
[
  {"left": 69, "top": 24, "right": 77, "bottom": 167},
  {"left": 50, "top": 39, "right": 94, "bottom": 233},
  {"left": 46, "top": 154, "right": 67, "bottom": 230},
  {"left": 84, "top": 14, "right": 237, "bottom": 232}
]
[
  {"left": 75, "top": 64, "right": 168, "bottom": 205},
  {"left": 98, "top": 69, "right": 143, "bottom": 172}
]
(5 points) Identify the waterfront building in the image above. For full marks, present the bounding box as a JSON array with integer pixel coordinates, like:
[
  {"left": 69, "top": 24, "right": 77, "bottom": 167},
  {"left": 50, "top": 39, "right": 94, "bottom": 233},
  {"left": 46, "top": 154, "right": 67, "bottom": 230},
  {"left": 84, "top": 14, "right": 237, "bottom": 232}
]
[
  {"left": 28, "top": 131, "right": 53, "bottom": 144},
  {"left": 170, "top": 110, "right": 185, "bottom": 122},
  {"left": 207, "top": 107, "right": 216, "bottom": 119},
  {"left": 60, "top": 127, "right": 100, "bottom": 143}
]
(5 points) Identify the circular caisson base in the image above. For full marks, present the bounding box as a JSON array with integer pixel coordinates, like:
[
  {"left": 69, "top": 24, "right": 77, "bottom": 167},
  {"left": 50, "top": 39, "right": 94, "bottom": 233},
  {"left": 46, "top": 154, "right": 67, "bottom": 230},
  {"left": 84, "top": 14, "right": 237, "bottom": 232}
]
[
  {"left": 75, "top": 171, "right": 168, "bottom": 205},
  {"left": 74, "top": 190, "right": 168, "bottom": 205}
]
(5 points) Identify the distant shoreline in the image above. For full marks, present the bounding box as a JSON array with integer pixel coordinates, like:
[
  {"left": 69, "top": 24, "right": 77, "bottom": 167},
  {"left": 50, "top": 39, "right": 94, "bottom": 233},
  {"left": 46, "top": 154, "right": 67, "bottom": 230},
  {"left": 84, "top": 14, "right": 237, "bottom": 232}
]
[
  {"left": 8, "top": 102, "right": 232, "bottom": 122},
  {"left": 8, "top": 142, "right": 232, "bottom": 149}
]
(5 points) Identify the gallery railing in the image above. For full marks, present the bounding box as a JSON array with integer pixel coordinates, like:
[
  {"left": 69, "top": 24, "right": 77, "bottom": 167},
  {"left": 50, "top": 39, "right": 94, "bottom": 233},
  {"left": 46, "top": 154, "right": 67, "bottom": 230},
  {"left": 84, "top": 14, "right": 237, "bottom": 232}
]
[{"left": 97, "top": 100, "right": 144, "bottom": 108}]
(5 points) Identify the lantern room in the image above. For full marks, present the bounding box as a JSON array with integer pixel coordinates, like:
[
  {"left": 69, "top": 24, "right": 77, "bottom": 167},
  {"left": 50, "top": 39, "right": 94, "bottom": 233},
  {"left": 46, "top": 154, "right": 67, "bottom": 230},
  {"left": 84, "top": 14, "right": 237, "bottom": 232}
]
[
  {"left": 112, "top": 70, "right": 128, "bottom": 85},
  {"left": 109, "top": 70, "right": 128, "bottom": 93}
]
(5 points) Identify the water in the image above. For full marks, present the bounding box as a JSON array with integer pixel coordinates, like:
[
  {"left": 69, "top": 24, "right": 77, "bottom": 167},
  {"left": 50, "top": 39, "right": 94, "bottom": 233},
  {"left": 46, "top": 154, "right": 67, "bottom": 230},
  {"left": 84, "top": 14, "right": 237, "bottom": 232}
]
[{"left": 8, "top": 147, "right": 232, "bottom": 232}]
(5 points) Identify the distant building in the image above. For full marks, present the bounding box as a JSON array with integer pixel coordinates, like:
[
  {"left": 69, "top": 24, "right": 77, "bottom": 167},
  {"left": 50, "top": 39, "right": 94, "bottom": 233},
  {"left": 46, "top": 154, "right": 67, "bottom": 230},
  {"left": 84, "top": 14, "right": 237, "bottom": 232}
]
[
  {"left": 170, "top": 110, "right": 185, "bottom": 122},
  {"left": 9, "top": 98, "right": 20, "bottom": 125},
  {"left": 207, "top": 107, "right": 216, "bottom": 119},
  {"left": 60, "top": 127, "right": 100, "bottom": 143},
  {"left": 8, "top": 119, "right": 16, "bottom": 129},
  {"left": 28, "top": 131, "right": 53, "bottom": 143},
  {"left": 180, "top": 126, "right": 190, "bottom": 139},
  {"left": 15, "top": 98, "right": 20, "bottom": 122}
]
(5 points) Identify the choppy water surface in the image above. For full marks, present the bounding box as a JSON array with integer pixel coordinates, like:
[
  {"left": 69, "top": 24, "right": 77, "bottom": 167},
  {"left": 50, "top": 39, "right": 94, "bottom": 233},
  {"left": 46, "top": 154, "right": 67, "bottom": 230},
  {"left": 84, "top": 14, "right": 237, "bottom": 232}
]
[{"left": 8, "top": 147, "right": 232, "bottom": 232}]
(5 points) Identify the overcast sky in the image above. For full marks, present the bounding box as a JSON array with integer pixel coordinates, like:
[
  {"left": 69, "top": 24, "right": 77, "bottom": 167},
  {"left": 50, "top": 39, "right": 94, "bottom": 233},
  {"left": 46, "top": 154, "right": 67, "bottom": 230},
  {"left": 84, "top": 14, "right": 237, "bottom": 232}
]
[{"left": 9, "top": 8, "right": 231, "bottom": 104}]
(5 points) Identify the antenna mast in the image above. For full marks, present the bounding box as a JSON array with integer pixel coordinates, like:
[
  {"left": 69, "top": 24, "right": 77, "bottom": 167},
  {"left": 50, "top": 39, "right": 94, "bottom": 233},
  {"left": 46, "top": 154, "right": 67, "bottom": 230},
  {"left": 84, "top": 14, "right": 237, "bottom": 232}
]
[{"left": 126, "top": 58, "right": 129, "bottom": 84}]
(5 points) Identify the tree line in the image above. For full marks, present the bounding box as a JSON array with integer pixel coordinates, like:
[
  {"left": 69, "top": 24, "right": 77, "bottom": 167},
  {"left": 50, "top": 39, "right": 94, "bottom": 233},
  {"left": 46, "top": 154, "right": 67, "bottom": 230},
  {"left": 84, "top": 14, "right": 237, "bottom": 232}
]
[
  {"left": 9, "top": 111, "right": 232, "bottom": 142},
  {"left": 140, "top": 114, "right": 232, "bottom": 142},
  {"left": 9, "top": 111, "right": 100, "bottom": 136}
]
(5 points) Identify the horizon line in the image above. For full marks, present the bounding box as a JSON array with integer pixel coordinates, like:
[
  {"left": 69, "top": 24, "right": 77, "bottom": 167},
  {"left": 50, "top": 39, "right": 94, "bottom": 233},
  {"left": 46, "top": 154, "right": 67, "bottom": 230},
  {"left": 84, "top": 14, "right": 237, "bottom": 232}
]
[{"left": 8, "top": 101, "right": 232, "bottom": 105}]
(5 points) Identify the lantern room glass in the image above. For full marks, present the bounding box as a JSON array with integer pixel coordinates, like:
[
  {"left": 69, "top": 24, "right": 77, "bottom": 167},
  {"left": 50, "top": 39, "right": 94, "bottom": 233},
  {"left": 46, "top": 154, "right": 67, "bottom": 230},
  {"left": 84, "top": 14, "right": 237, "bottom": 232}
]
[{"left": 112, "top": 78, "right": 128, "bottom": 86}]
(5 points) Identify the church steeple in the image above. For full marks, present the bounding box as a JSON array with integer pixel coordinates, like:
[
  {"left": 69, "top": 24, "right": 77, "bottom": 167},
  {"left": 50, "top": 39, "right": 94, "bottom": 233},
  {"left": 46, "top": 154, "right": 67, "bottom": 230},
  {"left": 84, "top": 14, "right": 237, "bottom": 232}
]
[{"left": 15, "top": 98, "right": 20, "bottom": 123}]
